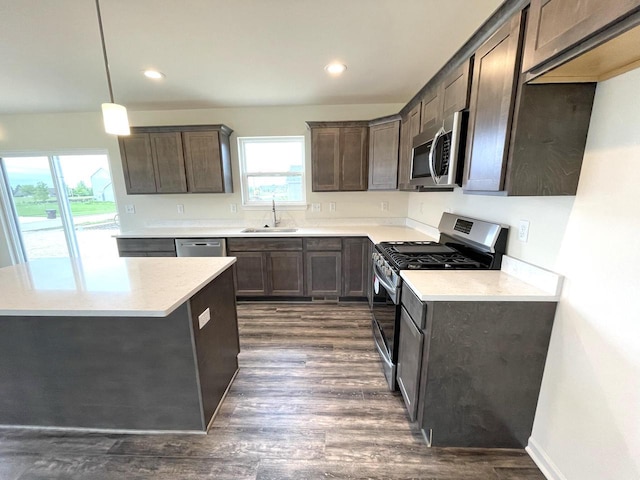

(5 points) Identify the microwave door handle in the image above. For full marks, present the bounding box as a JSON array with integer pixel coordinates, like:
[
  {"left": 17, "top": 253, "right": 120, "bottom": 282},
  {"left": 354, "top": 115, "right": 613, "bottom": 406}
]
[
  {"left": 428, "top": 126, "right": 446, "bottom": 184},
  {"left": 447, "top": 111, "right": 462, "bottom": 184}
]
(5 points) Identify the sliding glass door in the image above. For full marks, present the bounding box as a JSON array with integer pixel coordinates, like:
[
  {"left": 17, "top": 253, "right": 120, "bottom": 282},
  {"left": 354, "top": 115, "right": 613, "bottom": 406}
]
[{"left": 0, "top": 154, "right": 119, "bottom": 262}]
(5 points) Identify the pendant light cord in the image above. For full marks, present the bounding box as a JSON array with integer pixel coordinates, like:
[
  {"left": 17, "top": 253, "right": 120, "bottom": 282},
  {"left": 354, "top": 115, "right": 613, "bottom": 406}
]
[{"left": 96, "top": 0, "right": 115, "bottom": 103}]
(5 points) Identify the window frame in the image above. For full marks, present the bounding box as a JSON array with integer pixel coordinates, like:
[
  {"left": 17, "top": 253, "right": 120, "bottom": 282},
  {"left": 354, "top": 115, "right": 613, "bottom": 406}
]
[{"left": 237, "top": 136, "right": 306, "bottom": 207}]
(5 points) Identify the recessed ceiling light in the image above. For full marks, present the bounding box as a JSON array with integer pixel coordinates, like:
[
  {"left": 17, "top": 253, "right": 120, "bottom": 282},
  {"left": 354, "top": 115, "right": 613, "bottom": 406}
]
[
  {"left": 143, "top": 69, "right": 165, "bottom": 80},
  {"left": 324, "top": 63, "right": 347, "bottom": 75}
]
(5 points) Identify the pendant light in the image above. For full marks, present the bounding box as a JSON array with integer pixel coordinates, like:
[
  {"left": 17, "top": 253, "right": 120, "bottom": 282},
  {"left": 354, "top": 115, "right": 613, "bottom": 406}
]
[{"left": 96, "top": 0, "right": 130, "bottom": 135}]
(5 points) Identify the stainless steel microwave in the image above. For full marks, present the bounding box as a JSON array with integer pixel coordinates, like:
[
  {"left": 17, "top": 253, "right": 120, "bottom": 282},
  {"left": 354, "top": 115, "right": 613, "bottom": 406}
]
[{"left": 409, "top": 110, "right": 467, "bottom": 189}]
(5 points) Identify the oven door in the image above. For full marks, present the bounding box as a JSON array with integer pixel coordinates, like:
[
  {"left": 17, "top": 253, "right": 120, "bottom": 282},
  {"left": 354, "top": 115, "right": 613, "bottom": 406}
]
[{"left": 371, "top": 263, "right": 401, "bottom": 390}]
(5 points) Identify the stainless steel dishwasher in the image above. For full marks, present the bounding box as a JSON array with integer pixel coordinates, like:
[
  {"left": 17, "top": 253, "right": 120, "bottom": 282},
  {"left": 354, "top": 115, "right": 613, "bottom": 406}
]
[{"left": 175, "top": 238, "right": 226, "bottom": 257}]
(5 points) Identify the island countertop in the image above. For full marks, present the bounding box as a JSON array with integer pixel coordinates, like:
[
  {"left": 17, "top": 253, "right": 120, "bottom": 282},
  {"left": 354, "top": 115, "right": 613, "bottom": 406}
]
[{"left": 0, "top": 257, "right": 236, "bottom": 317}]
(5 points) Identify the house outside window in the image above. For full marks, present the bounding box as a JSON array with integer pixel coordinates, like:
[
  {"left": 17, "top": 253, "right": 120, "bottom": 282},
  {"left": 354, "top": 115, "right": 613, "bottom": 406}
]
[{"left": 237, "top": 136, "right": 305, "bottom": 206}]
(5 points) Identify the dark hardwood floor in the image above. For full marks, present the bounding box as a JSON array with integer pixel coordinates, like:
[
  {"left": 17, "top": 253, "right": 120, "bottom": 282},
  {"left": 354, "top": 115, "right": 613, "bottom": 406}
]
[{"left": 0, "top": 302, "right": 545, "bottom": 479}]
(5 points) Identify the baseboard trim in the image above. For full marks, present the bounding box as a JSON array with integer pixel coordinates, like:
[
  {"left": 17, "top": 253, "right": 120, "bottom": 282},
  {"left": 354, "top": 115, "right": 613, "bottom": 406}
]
[
  {"left": 0, "top": 424, "right": 205, "bottom": 435},
  {"left": 526, "top": 437, "right": 567, "bottom": 480}
]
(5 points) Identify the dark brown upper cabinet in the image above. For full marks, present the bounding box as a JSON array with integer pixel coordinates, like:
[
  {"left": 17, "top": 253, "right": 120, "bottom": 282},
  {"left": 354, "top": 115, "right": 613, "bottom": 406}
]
[
  {"left": 368, "top": 116, "right": 401, "bottom": 191},
  {"left": 398, "top": 103, "right": 422, "bottom": 191},
  {"left": 119, "top": 125, "right": 233, "bottom": 195},
  {"left": 522, "top": 0, "right": 640, "bottom": 78},
  {"left": 308, "top": 122, "right": 369, "bottom": 191},
  {"left": 463, "top": 10, "right": 596, "bottom": 196},
  {"left": 419, "top": 61, "right": 471, "bottom": 134},
  {"left": 420, "top": 88, "right": 440, "bottom": 134}
]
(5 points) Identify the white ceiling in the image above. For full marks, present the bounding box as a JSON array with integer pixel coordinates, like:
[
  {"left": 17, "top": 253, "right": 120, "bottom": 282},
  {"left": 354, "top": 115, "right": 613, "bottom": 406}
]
[{"left": 0, "top": 0, "right": 504, "bottom": 114}]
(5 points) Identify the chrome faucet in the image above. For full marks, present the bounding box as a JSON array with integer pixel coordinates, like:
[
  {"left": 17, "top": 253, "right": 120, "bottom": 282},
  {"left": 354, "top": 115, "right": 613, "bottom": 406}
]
[{"left": 272, "top": 198, "right": 279, "bottom": 227}]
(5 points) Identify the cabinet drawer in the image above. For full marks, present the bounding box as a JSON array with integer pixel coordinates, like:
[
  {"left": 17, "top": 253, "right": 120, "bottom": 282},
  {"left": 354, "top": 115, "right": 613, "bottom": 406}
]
[
  {"left": 116, "top": 238, "right": 176, "bottom": 253},
  {"left": 401, "top": 285, "right": 427, "bottom": 329},
  {"left": 227, "top": 237, "right": 302, "bottom": 252},
  {"left": 304, "top": 237, "right": 342, "bottom": 251}
]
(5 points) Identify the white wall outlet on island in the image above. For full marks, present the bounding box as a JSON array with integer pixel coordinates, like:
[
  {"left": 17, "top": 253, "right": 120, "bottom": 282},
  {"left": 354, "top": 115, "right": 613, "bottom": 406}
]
[
  {"left": 329, "top": 202, "right": 336, "bottom": 212},
  {"left": 518, "top": 220, "right": 530, "bottom": 242},
  {"left": 381, "top": 201, "right": 389, "bottom": 212},
  {"left": 311, "top": 203, "right": 321, "bottom": 212},
  {"left": 198, "top": 308, "right": 211, "bottom": 329},
  {"left": 124, "top": 204, "right": 135, "bottom": 214},
  {"left": 177, "top": 204, "right": 184, "bottom": 214}
]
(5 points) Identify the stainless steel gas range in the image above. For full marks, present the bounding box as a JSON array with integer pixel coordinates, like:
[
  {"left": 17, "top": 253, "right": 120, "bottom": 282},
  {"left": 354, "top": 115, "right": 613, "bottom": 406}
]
[{"left": 370, "top": 212, "right": 508, "bottom": 390}]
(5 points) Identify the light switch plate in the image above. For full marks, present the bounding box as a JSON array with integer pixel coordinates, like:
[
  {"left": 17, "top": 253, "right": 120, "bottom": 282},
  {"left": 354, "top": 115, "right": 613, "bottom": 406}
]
[
  {"left": 177, "top": 204, "right": 184, "bottom": 214},
  {"left": 198, "top": 308, "right": 211, "bottom": 329},
  {"left": 125, "top": 204, "right": 135, "bottom": 214}
]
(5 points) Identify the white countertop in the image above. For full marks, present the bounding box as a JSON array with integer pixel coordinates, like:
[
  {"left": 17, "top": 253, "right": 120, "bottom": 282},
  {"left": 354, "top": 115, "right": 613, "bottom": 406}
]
[
  {"left": 116, "top": 225, "right": 437, "bottom": 245},
  {"left": 0, "top": 257, "right": 236, "bottom": 317},
  {"left": 401, "top": 269, "right": 560, "bottom": 302}
]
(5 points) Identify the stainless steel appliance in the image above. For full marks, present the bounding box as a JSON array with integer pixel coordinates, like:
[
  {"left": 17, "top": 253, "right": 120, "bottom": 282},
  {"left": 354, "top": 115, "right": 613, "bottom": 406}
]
[
  {"left": 175, "top": 238, "right": 226, "bottom": 257},
  {"left": 370, "top": 213, "right": 508, "bottom": 390},
  {"left": 409, "top": 111, "right": 468, "bottom": 189}
]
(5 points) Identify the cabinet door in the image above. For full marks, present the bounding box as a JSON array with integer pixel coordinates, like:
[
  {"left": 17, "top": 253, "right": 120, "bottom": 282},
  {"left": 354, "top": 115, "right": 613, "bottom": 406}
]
[
  {"left": 340, "top": 127, "right": 368, "bottom": 191},
  {"left": 368, "top": 120, "right": 400, "bottom": 190},
  {"left": 232, "top": 252, "right": 268, "bottom": 296},
  {"left": 311, "top": 127, "right": 341, "bottom": 191},
  {"left": 398, "top": 103, "right": 421, "bottom": 191},
  {"left": 421, "top": 89, "right": 441, "bottom": 133},
  {"left": 442, "top": 60, "right": 471, "bottom": 120},
  {"left": 119, "top": 134, "right": 157, "bottom": 194},
  {"left": 397, "top": 306, "right": 424, "bottom": 422},
  {"left": 522, "top": 0, "right": 640, "bottom": 72},
  {"left": 183, "top": 131, "right": 225, "bottom": 193},
  {"left": 306, "top": 251, "right": 342, "bottom": 296},
  {"left": 116, "top": 238, "right": 176, "bottom": 257},
  {"left": 269, "top": 251, "right": 304, "bottom": 296},
  {"left": 342, "top": 237, "right": 368, "bottom": 297},
  {"left": 150, "top": 132, "right": 188, "bottom": 193},
  {"left": 463, "top": 13, "right": 524, "bottom": 192}
]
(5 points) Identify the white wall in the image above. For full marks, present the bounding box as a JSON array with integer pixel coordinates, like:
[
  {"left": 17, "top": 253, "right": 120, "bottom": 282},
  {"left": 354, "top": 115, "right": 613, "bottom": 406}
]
[
  {"left": 406, "top": 189, "right": 575, "bottom": 270},
  {"left": 526, "top": 69, "right": 640, "bottom": 480}
]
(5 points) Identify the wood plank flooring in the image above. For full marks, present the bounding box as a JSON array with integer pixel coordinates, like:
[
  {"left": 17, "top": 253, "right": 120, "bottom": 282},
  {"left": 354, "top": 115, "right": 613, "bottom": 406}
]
[{"left": 0, "top": 302, "right": 546, "bottom": 479}]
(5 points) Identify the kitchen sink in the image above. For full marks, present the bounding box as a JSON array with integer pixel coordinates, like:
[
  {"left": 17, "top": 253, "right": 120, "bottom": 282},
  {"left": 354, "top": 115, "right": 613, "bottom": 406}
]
[{"left": 241, "top": 227, "right": 298, "bottom": 233}]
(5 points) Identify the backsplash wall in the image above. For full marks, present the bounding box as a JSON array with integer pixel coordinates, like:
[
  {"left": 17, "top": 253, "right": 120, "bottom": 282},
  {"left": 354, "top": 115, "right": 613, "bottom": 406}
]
[{"left": 406, "top": 189, "right": 575, "bottom": 271}]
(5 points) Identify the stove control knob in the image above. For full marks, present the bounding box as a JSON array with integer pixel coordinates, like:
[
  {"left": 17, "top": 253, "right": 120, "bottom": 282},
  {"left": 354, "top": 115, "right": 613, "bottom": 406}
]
[{"left": 384, "top": 266, "right": 392, "bottom": 276}]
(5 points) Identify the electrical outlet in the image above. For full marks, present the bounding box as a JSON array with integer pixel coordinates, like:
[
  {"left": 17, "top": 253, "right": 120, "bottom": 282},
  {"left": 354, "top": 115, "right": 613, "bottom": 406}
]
[
  {"left": 329, "top": 202, "right": 336, "bottom": 212},
  {"left": 311, "top": 203, "right": 321, "bottom": 212},
  {"left": 381, "top": 201, "right": 389, "bottom": 212},
  {"left": 230, "top": 203, "right": 237, "bottom": 213},
  {"left": 177, "top": 204, "right": 184, "bottom": 214},
  {"left": 518, "top": 220, "right": 530, "bottom": 242},
  {"left": 198, "top": 308, "right": 211, "bottom": 329},
  {"left": 124, "top": 204, "right": 135, "bottom": 214}
]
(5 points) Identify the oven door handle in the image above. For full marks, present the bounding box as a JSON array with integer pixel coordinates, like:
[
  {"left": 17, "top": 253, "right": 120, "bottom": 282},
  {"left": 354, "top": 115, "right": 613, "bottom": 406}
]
[{"left": 372, "top": 262, "right": 400, "bottom": 304}]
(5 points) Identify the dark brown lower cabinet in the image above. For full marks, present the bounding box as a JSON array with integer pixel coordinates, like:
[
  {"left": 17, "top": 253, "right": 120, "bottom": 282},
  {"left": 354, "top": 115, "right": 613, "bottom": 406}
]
[
  {"left": 232, "top": 252, "right": 268, "bottom": 296},
  {"left": 117, "top": 238, "right": 177, "bottom": 257},
  {"left": 397, "top": 306, "right": 424, "bottom": 422},
  {"left": 269, "top": 251, "right": 304, "bottom": 296},
  {"left": 342, "top": 237, "right": 370, "bottom": 297},
  {"left": 400, "top": 284, "right": 557, "bottom": 448},
  {"left": 306, "top": 251, "right": 342, "bottom": 296},
  {"left": 227, "top": 238, "right": 304, "bottom": 297}
]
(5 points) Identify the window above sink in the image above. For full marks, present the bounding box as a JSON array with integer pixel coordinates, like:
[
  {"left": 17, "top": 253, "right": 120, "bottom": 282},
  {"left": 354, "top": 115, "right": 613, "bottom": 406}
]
[{"left": 237, "top": 136, "right": 306, "bottom": 207}]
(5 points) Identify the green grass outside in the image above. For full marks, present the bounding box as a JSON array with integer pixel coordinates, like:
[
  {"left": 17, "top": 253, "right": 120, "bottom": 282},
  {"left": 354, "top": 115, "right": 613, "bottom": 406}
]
[{"left": 15, "top": 200, "right": 117, "bottom": 218}]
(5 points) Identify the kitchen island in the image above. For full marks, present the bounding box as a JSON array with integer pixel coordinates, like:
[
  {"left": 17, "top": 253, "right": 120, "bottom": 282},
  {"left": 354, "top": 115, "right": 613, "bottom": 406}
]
[{"left": 0, "top": 257, "right": 239, "bottom": 433}]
